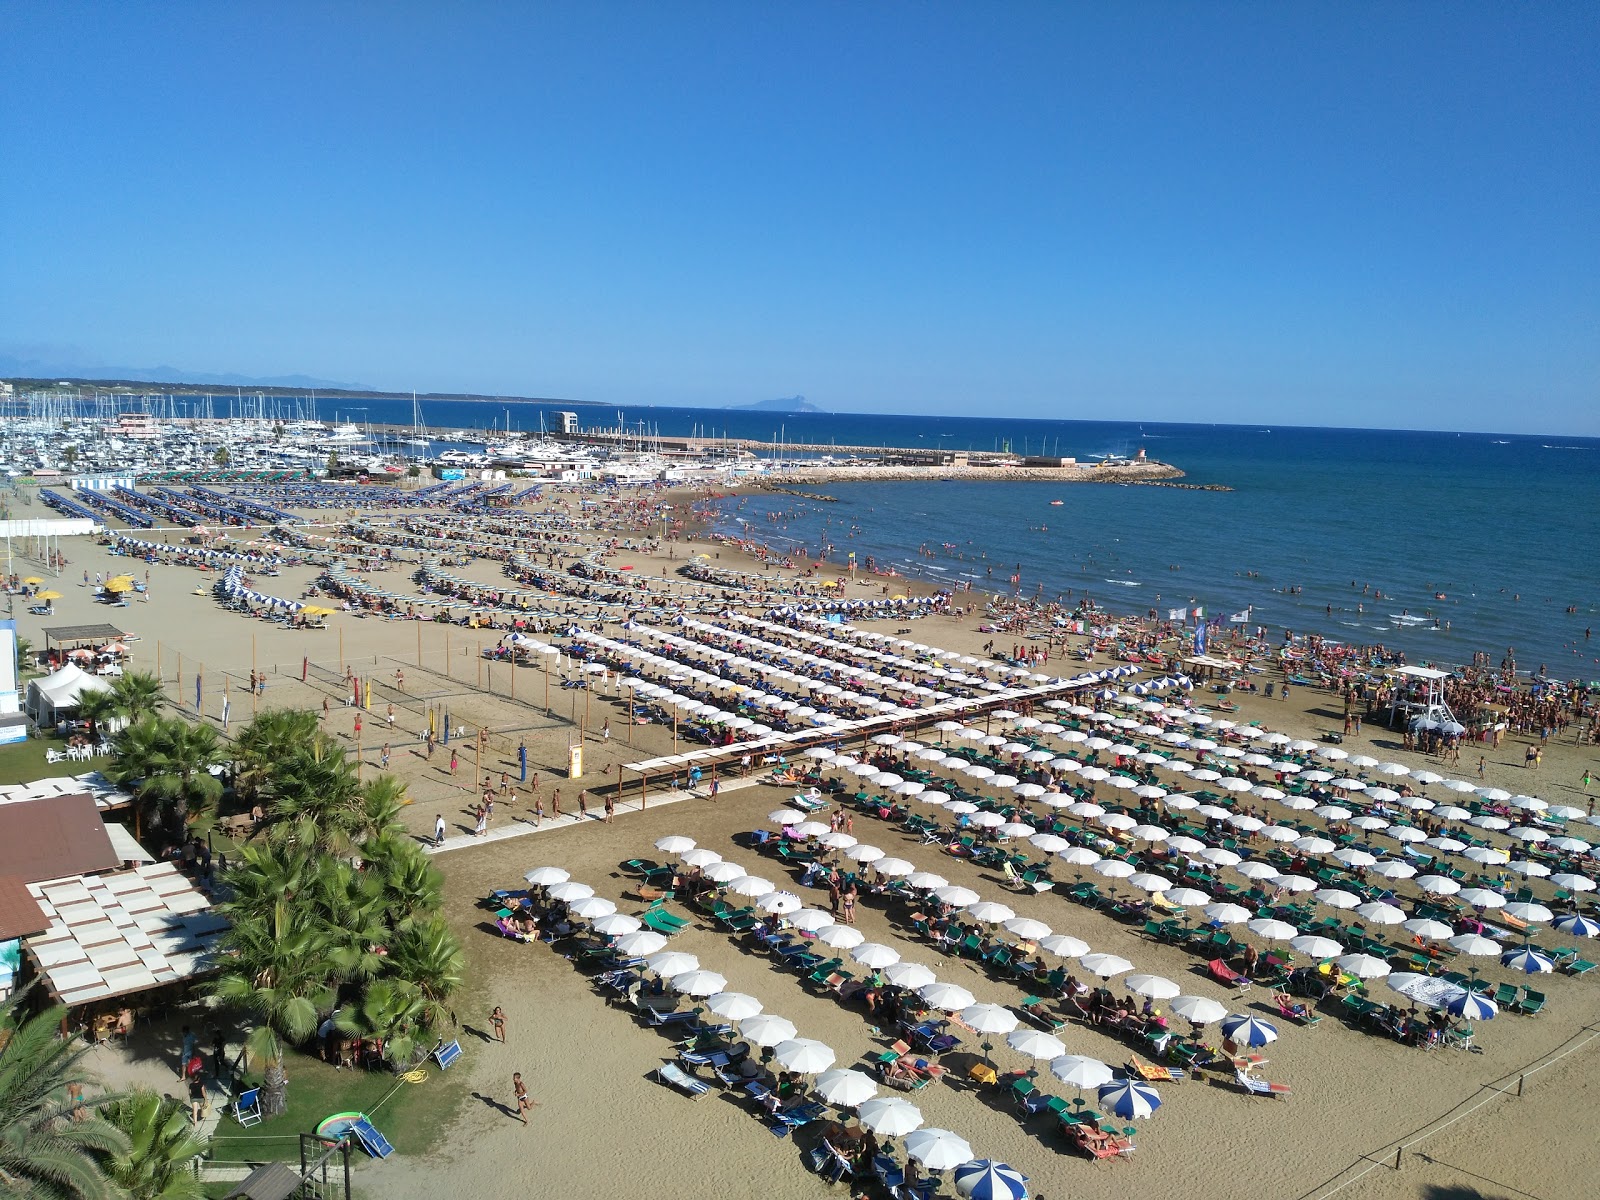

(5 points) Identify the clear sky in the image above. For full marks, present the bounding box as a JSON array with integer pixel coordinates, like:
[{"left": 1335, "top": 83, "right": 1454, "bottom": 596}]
[{"left": 2, "top": 3, "right": 1596, "bottom": 433}]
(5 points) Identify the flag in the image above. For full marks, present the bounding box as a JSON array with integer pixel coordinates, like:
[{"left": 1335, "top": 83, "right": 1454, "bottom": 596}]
[
  {"left": 1190, "top": 606, "right": 1205, "bottom": 620},
  {"left": 221, "top": 694, "right": 230, "bottom": 730},
  {"left": 443, "top": 711, "right": 450, "bottom": 744},
  {"left": 1166, "top": 607, "right": 1185, "bottom": 621},
  {"left": 428, "top": 707, "right": 436, "bottom": 736},
  {"left": 1193, "top": 623, "right": 1208, "bottom": 656},
  {"left": 364, "top": 677, "right": 371, "bottom": 710},
  {"left": 1228, "top": 607, "right": 1252, "bottom": 623},
  {"left": 195, "top": 674, "right": 202, "bottom": 711}
]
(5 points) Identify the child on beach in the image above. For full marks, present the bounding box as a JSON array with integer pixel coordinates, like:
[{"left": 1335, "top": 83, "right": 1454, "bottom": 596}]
[{"left": 512, "top": 1073, "right": 538, "bottom": 1124}]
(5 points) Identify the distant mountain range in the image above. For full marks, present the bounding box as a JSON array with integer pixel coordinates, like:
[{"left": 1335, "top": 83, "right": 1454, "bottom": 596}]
[
  {"left": 730, "top": 395, "right": 822, "bottom": 413},
  {"left": 0, "top": 354, "right": 370, "bottom": 391}
]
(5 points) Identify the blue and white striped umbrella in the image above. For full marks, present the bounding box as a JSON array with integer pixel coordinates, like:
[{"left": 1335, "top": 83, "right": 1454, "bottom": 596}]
[
  {"left": 1097, "top": 1079, "right": 1162, "bottom": 1119},
  {"left": 1443, "top": 990, "right": 1498, "bottom": 1020},
  {"left": 1500, "top": 947, "right": 1554, "bottom": 974},
  {"left": 954, "top": 1160, "right": 1029, "bottom": 1200},
  {"left": 1220, "top": 1014, "right": 1280, "bottom": 1047},
  {"left": 1554, "top": 913, "right": 1600, "bottom": 939}
]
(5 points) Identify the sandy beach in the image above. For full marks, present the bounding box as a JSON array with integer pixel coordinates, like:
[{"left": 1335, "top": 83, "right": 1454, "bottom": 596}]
[{"left": 10, "top": 484, "right": 1599, "bottom": 1200}]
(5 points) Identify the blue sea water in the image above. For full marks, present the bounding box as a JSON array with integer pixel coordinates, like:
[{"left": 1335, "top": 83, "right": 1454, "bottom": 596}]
[{"left": 120, "top": 394, "right": 1600, "bottom": 678}]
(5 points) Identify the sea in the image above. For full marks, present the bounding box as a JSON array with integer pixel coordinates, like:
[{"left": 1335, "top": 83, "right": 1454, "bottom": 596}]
[{"left": 63, "top": 394, "right": 1600, "bottom": 680}]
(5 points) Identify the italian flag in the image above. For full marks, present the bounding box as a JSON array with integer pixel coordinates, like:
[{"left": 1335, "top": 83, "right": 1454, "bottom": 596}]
[{"left": 1191, "top": 606, "right": 1205, "bottom": 620}]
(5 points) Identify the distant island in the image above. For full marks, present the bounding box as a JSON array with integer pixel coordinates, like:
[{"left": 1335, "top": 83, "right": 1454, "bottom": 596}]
[{"left": 731, "top": 395, "right": 822, "bottom": 413}]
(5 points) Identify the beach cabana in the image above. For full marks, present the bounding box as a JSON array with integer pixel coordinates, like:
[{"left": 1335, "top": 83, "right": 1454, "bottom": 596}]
[{"left": 25, "top": 662, "right": 113, "bottom": 727}]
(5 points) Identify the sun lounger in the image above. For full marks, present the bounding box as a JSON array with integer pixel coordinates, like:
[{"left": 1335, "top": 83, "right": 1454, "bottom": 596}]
[
  {"left": 347, "top": 1116, "right": 394, "bottom": 1158},
  {"left": 656, "top": 1061, "right": 711, "bottom": 1098},
  {"left": 1272, "top": 991, "right": 1322, "bottom": 1025},
  {"left": 1126, "top": 1054, "right": 1185, "bottom": 1083},
  {"left": 1207, "top": 958, "right": 1252, "bottom": 991},
  {"left": 1234, "top": 1069, "right": 1292, "bottom": 1098}
]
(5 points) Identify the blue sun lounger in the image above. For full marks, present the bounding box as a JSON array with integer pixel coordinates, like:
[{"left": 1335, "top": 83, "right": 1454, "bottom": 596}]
[{"left": 348, "top": 1116, "right": 394, "bottom": 1158}]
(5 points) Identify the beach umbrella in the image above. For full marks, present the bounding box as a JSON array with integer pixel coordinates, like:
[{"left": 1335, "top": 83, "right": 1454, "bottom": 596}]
[
  {"left": 933, "top": 885, "right": 980, "bottom": 907},
  {"left": 546, "top": 881, "right": 594, "bottom": 902},
  {"left": 1234, "top": 860, "right": 1279, "bottom": 881},
  {"left": 680, "top": 848, "right": 723, "bottom": 868},
  {"left": 817, "top": 831, "right": 858, "bottom": 850},
  {"left": 858, "top": 1095, "right": 924, "bottom": 1137},
  {"left": 1200, "top": 847, "right": 1242, "bottom": 868},
  {"left": 814, "top": 1068, "right": 879, "bottom": 1108},
  {"left": 1290, "top": 935, "right": 1345, "bottom": 959},
  {"left": 671, "top": 969, "right": 727, "bottom": 998},
  {"left": 1313, "top": 889, "right": 1361, "bottom": 910},
  {"left": 1416, "top": 875, "right": 1460, "bottom": 896},
  {"left": 1464, "top": 847, "right": 1510, "bottom": 866},
  {"left": 1004, "top": 917, "right": 1053, "bottom": 941},
  {"left": 655, "top": 835, "right": 696, "bottom": 854},
  {"left": 1220, "top": 1014, "right": 1279, "bottom": 1046},
  {"left": 905, "top": 1128, "right": 975, "bottom": 1172},
  {"left": 906, "top": 871, "right": 949, "bottom": 891},
  {"left": 874, "top": 857, "right": 915, "bottom": 877},
  {"left": 852, "top": 942, "right": 902, "bottom": 969},
  {"left": 740, "top": 1014, "right": 799, "bottom": 1047},
  {"left": 919, "top": 982, "right": 977, "bottom": 1011},
  {"left": 1027, "top": 834, "right": 1070, "bottom": 855},
  {"left": 1503, "top": 901, "right": 1554, "bottom": 925},
  {"left": 524, "top": 866, "right": 570, "bottom": 885},
  {"left": 646, "top": 950, "right": 699, "bottom": 977},
  {"left": 1128, "top": 872, "right": 1173, "bottom": 894},
  {"left": 768, "top": 808, "right": 805, "bottom": 826},
  {"left": 1506, "top": 861, "right": 1550, "bottom": 879},
  {"left": 883, "top": 961, "right": 937, "bottom": 990},
  {"left": 791, "top": 908, "right": 836, "bottom": 933},
  {"left": 1501, "top": 948, "right": 1554, "bottom": 974},
  {"left": 1355, "top": 901, "right": 1405, "bottom": 926},
  {"left": 1443, "top": 779, "right": 1478, "bottom": 793},
  {"left": 760, "top": 891, "right": 803, "bottom": 915},
  {"left": 568, "top": 896, "right": 617, "bottom": 919},
  {"left": 1313, "top": 805, "right": 1351, "bottom": 821},
  {"left": 1447, "top": 934, "right": 1502, "bottom": 957},
  {"left": 1039, "top": 934, "right": 1091, "bottom": 958},
  {"left": 962, "top": 1003, "right": 1020, "bottom": 1037},
  {"left": 1554, "top": 913, "right": 1600, "bottom": 938},
  {"left": 1050, "top": 1054, "right": 1113, "bottom": 1090},
  {"left": 774, "top": 1038, "right": 836, "bottom": 1074},
  {"left": 1350, "top": 815, "right": 1388, "bottom": 831},
  {"left": 954, "top": 1160, "right": 1029, "bottom": 1200},
  {"left": 846, "top": 844, "right": 885, "bottom": 864},
  {"left": 1095, "top": 860, "right": 1136, "bottom": 881},
  {"left": 1369, "top": 860, "right": 1417, "bottom": 880},
  {"left": 1006, "top": 1028, "right": 1067, "bottom": 1062},
  {"left": 613, "top": 930, "right": 668, "bottom": 956},
  {"left": 729, "top": 875, "right": 777, "bottom": 898},
  {"left": 1124, "top": 974, "right": 1180, "bottom": 999},
  {"left": 1099, "top": 1079, "right": 1162, "bottom": 1119},
  {"left": 1444, "top": 991, "right": 1498, "bottom": 1021},
  {"left": 1164, "top": 887, "right": 1213, "bottom": 909},
  {"left": 1471, "top": 815, "right": 1510, "bottom": 831},
  {"left": 1078, "top": 952, "right": 1133, "bottom": 978},
  {"left": 706, "top": 991, "right": 763, "bottom": 1021},
  {"left": 703, "top": 861, "right": 747, "bottom": 883},
  {"left": 1337, "top": 953, "right": 1392, "bottom": 979},
  {"left": 1169, "top": 995, "right": 1228, "bottom": 1025},
  {"left": 817, "top": 924, "right": 866, "bottom": 950},
  {"left": 593, "top": 913, "right": 642, "bottom": 936},
  {"left": 1204, "top": 902, "right": 1252, "bottom": 926},
  {"left": 1057, "top": 847, "right": 1102, "bottom": 870},
  {"left": 966, "top": 901, "right": 1017, "bottom": 925}
]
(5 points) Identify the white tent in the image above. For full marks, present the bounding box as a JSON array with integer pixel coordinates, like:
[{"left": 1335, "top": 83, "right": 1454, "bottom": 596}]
[{"left": 25, "top": 663, "right": 112, "bottom": 727}]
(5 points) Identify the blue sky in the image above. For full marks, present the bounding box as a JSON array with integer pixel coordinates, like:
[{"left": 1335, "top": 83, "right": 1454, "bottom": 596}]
[{"left": 2, "top": 3, "right": 1596, "bottom": 432}]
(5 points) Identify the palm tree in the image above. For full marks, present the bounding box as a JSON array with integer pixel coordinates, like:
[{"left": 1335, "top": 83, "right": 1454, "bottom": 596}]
[
  {"left": 230, "top": 709, "right": 319, "bottom": 810},
  {"left": 211, "top": 917, "right": 336, "bottom": 1117},
  {"left": 214, "top": 842, "right": 317, "bottom": 932},
  {"left": 267, "top": 738, "right": 361, "bottom": 854},
  {"left": 107, "top": 716, "right": 225, "bottom": 841},
  {"left": 73, "top": 689, "right": 120, "bottom": 743},
  {"left": 100, "top": 1090, "right": 206, "bottom": 1200},
  {"left": 355, "top": 774, "right": 409, "bottom": 845},
  {"left": 333, "top": 979, "right": 434, "bottom": 1068},
  {"left": 0, "top": 987, "right": 127, "bottom": 1200},
  {"left": 312, "top": 859, "right": 390, "bottom": 983},
  {"left": 385, "top": 916, "right": 463, "bottom": 1022},
  {"left": 110, "top": 670, "right": 166, "bottom": 723},
  {"left": 363, "top": 836, "right": 443, "bottom": 929}
]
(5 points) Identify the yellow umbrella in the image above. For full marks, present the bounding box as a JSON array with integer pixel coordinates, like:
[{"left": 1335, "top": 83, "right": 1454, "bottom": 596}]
[
  {"left": 22, "top": 576, "right": 44, "bottom": 585},
  {"left": 301, "top": 605, "right": 337, "bottom": 616},
  {"left": 104, "top": 578, "right": 134, "bottom": 592},
  {"left": 34, "top": 590, "right": 62, "bottom": 601},
  {"left": 107, "top": 574, "right": 135, "bottom": 584}
]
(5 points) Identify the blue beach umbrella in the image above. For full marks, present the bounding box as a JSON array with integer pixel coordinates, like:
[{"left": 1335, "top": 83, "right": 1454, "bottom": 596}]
[
  {"left": 1097, "top": 1079, "right": 1162, "bottom": 1119},
  {"left": 1501, "top": 947, "right": 1554, "bottom": 974},
  {"left": 1220, "top": 1014, "right": 1279, "bottom": 1047},
  {"left": 954, "top": 1160, "right": 1029, "bottom": 1200},
  {"left": 1443, "top": 991, "right": 1498, "bottom": 1021},
  {"left": 1553, "top": 913, "right": 1600, "bottom": 939}
]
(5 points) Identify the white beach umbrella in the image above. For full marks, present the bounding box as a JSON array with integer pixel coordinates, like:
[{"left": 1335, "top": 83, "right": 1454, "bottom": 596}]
[
  {"left": 817, "top": 924, "right": 866, "bottom": 949},
  {"left": 1170, "top": 994, "right": 1228, "bottom": 1024},
  {"left": 919, "top": 982, "right": 978, "bottom": 1011},
  {"left": 774, "top": 1038, "right": 836, "bottom": 1074},
  {"left": 524, "top": 866, "right": 570, "bottom": 885},
  {"left": 814, "top": 1068, "right": 879, "bottom": 1108},
  {"left": 1125, "top": 973, "right": 1180, "bottom": 999},
  {"left": 933, "top": 885, "right": 980, "bottom": 907},
  {"left": 1337, "top": 953, "right": 1392, "bottom": 980},
  {"left": 852, "top": 942, "right": 902, "bottom": 969},
  {"left": 846, "top": 844, "right": 885, "bottom": 863},
  {"left": 729, "top": 875, "right": 777, "bottom": 898},
  {"left": 568, "top": 896, "right": 618, "bottom": 920},
  {"left": 706, "top": 991, "right": 763, "bottom": 1021},
  {"left": 961, "top": 1003, "right": 1020, "bottom": 1036},
  {"left": 546, "top": 881, "right": 594, "bottom": 902},
  {"left": 1050, "top": 1054, "right": 1113, "bottom": 1090},
  {"left": 883, "top": 961, "right": 937, "bottom": 989},
  {"left": 703, "top": 861, "right": 748, "bottom": 883},
  {"left": 1078, "top": 952, "right": 1133, "bottom": 978},
  {"left": 760, "top": 891, "right": 804, "bottom": 914},
  {"left": 791, "top": 908, "right": 836, "bottom": 933},
  {"left": 1290, "top": 935, "right": 1345, "bottom": 959},
  {"left": 655, "top": 835, "right": 696, "bottom": 855},
  {"left": 1003, "top": 917, "right": 1053, "bottom": 941},
  {"left": 646, "top": 950, "right": 699, "bottom": 977},
  {"left": 906, "top": 871, "right": 949, "bottom": 890},
  {"left": 1355, "top": 902, "right": 1405, "bottom": 926},
  {"left": 904, "top": 1128, "right": 975, "bottom": 1172},
  {"left": 1204, "top": 902, "right": 1252, "bottom": 925}
]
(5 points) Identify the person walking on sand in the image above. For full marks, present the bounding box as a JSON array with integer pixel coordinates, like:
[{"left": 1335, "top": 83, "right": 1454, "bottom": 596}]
[
  {"left": 512, "top": 1072, "right": 538, "bottom": 1123},
  {"left": 490, "top": 1006, "right": 506, "bottom": 1043},
  {"left": 450, "top": 748, "right": 459, "bottom": 774},
  {"left": 533, "top": 796, "right": 545, "bottom": 826},
  {"left": 604, "top": 793, "right": 614, "bottom": 823},
  {"left": 474, "top": 804, "right": 488, "bottom": 838},
  {"left": 551, "top": 789, "right": 562, "bottom": 819},
  {"left": 578, "top": 792, "right": 588, "bottom": 819},
  {"left": 434, "top": 813, "right": 446, "bottom": 847}
]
